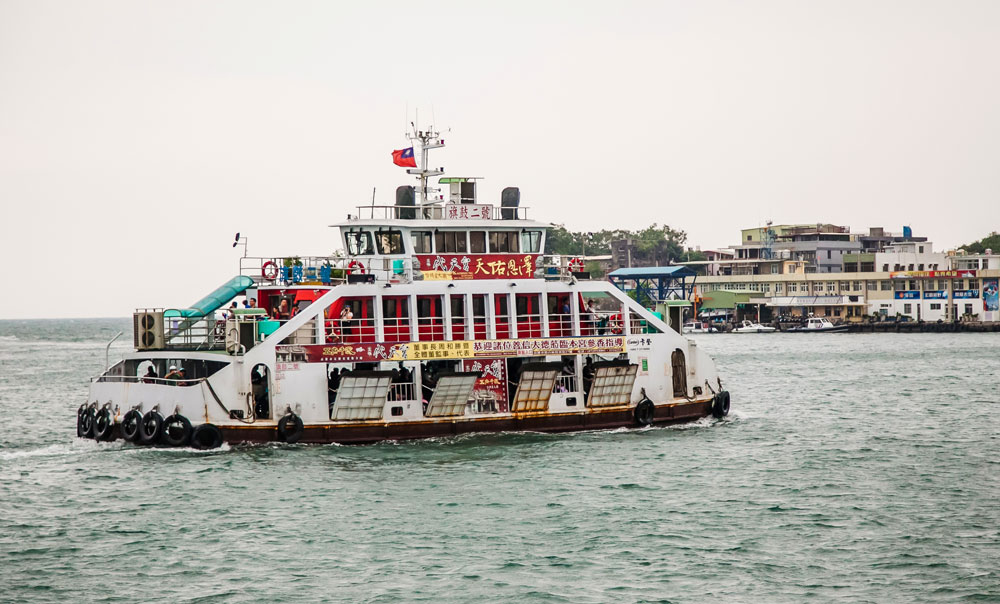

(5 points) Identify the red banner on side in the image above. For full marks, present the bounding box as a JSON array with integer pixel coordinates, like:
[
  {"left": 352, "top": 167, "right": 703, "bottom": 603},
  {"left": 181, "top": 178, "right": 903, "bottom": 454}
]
[{"left": 416, "top": 254, "right": 539, "bottom": 280}]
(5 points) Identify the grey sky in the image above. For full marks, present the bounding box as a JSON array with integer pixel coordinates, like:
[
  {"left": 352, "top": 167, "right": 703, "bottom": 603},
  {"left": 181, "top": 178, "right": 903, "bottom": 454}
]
[{"left": 2, "top": 0, "right": 998, "bottom": 319}]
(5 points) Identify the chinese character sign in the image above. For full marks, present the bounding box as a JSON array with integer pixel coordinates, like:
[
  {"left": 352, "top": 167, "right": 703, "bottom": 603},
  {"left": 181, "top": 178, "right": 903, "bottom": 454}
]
[{"left": 417, "top": 254, "right": 539, "bottom": 280}]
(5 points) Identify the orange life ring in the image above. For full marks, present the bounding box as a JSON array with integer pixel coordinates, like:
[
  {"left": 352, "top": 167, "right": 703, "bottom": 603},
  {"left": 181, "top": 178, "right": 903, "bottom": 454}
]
[
  {"left": 262, "top": 261, "right": 279, "bottom": 280},
  {"left": 568, "top": 257, "right": 585, "bottom": 272},
  {"left": 347, "top": 260, "right": 366, "bottom": 274}
]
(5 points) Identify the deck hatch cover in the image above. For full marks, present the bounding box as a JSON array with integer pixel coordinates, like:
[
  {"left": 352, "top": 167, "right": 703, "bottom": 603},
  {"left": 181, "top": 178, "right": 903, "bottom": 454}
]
[
  {"left": 511, "top": 362, "right": 561, "bottom": 412},
  {"left": 424, "top": 372, "right": 479, "bottom": 417},
  {"left": 331, "top": 371, "right": 393, "bottom": 420},
  {"left": 587, "top": 363, "right": 638, "bottom": 407}
]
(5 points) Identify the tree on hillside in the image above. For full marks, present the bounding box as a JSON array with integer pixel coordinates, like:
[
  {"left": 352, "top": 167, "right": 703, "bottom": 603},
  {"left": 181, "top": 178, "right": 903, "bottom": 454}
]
[
  {"left": 545, "top": 223, "right": 689, "bottom": 265},
  {"left": 961, "top": 232, "right": 1000, "bottom": 254}
]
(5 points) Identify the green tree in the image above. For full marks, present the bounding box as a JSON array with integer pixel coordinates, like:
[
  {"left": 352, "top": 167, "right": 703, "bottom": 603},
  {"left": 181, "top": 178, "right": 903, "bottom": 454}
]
[{"left": 960, "top": 232, "right": 1000, "bottom": 254}]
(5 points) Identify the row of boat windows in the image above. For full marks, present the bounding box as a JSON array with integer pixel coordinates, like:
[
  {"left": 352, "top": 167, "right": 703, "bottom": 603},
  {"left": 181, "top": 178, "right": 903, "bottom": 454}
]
[
  {"left": 704, "top": 279, "right": 982, "bottom": 294},
  {"left": 331, "top": 292, "right": 634, "bottom": 343},
  {"left": 345, "top": 229, "right": 544, "bottom": 256}
]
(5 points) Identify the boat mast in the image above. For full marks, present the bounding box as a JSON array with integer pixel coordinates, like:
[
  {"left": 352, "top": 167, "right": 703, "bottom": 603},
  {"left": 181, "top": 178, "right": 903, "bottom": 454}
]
[{"left": 406, "top": 121, "right": 445, "bottom": 206}]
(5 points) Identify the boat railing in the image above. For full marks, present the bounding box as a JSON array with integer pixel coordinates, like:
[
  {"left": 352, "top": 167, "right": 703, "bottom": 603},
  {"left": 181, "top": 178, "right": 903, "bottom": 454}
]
[
  {"left": 92, "top": 375, "right": 209, "bottom": 386},
  {"left": 388, "top": 382, "right": 416, "bottom": 402},
  {"left": 162, "top": 316, "right": 226, "bottom": 350},
  {"left": 353, "top": 204, "right": 531, "bottom": 221},
  {"left": 554, "top": 374, "right": 578, "bottom": 393},
  {"left": 240, "top": 255, "right": 414, "bottom": 286}
]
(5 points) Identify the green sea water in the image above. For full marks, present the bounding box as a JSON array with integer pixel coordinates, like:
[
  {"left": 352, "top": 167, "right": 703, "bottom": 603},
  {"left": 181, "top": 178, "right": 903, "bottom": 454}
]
[{"left": 0, "top": 318, "right": 997, "bottom": 603}]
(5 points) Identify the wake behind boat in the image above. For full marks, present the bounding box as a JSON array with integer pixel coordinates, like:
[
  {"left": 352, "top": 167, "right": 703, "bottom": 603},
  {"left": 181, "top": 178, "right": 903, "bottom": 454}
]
[{"left": 77, "top": 128, "right": 730, "bottom": 448}]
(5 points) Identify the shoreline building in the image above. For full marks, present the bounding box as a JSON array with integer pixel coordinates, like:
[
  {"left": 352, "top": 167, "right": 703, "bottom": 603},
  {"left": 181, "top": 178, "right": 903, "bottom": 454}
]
[{"left": 681, "top": 225, "right": 1000, "bottom": 323}]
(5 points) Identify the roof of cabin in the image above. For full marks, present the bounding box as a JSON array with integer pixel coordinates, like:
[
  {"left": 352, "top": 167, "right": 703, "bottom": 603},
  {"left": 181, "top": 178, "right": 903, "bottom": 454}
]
[{"left": 607, "top": 266, "right": 698, "bottom": 279}]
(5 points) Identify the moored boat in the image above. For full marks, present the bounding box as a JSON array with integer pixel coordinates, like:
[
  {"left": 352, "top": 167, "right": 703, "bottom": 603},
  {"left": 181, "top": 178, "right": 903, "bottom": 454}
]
[
  {"left": 683, "top": 321, "right": 718, "bottom": 334},
  {"left": 785, "top": 317, "right": 849, "bottom": 333},
  {"left": 733, "top": 320, "right": 777, "bottom": 333},
  {"left": 78, "top": 128, "right": 730, "bottom": 448}
]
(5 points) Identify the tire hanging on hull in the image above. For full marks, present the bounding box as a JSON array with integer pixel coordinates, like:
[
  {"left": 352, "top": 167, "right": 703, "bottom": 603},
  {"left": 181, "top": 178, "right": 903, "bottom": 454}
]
[
  {"left": 633, "top": 398, "right": 655, "bottom": 426},
  {"left": 191, "top": 424, "right": 224, "bottom": 450}
]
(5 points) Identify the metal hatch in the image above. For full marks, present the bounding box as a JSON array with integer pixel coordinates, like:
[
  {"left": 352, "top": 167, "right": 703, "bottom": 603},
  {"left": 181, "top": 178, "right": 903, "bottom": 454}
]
[
  {"left": 586, "top": 361, "right": 639, "bottom": 407},
  {"left": 511, "top": 362, "right": 562, "bottom": 412},
  {"left": 330, "top": 371, "right": 394, "bottom": 420},
  {"left": 424, "top": 372, "right": 480, "bottom": 417}
]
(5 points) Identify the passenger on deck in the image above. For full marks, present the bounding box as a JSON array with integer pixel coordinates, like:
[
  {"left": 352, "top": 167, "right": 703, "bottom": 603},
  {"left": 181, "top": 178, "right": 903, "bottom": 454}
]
[
  {"left": 142, "top": 365, "right": 157, "bottom": 383},
  {"left": 339, "top": 305, "right": 354, "bottom": 340},
  {"left": 582, "top": 357, "right": 595, "bottom": 397},
  {"left": 164, "top": 365, "right": 181, "bottom": 381},
  {"left": 276, "top": 299, "right": 290, "bottom": 320},
  {"left": 328, "top": 368, "right": 341, "bottom": 407}
]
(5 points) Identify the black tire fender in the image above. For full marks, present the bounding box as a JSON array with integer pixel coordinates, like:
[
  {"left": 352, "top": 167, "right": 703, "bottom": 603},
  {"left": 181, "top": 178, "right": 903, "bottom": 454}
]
[
  {"left": 191, "top": 424, "right": 224, "bottom": 450},
  {"left": 139, "top": 411, "right": 164, "bottom": 445},
  {"left": 79, "top": 407, "right": 96, "bottom": 439},
  {"left": 160, "top": 414, "right": 193, "bottom": 447},
  {"left": 633, "top": 398, "right": 655, "bottom": 427},
  {"left": 712, "top": 390, "right": 731, "bottom": 418},
  {"left": 93, "top": 408, "right": 115, "bottom": 442},
  {"left": 277, "top": 413, "right": 304, "bottom": 444},
  {"left": 121, "top": 410, "right": 143, "bottom": 442}
]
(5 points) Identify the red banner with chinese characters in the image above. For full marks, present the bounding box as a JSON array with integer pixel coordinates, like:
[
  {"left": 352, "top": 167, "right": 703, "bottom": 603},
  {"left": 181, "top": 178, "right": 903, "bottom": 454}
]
[
  {"left": 461, "top": 358, "right": 508, "bottom": 413},
  {"left": 416, "top": 254, "right": 539, "bottom": 280}
]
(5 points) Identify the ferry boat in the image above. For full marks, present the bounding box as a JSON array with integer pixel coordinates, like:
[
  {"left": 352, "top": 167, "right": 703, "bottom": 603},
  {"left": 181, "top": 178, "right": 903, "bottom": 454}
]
[{"left": 78, "top": 128, "right": 730, "bottom": 448}]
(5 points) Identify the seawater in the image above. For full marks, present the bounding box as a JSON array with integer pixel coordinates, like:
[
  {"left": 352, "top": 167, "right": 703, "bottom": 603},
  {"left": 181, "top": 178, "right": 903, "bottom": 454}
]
[{"left": 0, "top": 318, "right": 997, "bottom": 603}]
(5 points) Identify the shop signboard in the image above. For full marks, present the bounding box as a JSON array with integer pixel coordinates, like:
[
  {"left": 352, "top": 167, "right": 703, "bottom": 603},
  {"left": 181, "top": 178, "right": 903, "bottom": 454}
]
[
  {"left": 894, "top": 291, "right": 920, "bottom": 300},
  {"left": 983, "top": 279, "right": 999, "bottom": 311},
  {"left": 890, "top": 270, "right": 977, "bottom": 279},
  {"left": 416, "top": 254, "right": 539, "bottom": 280},
  {"left": 923, "top": 291, "right": 946, "bottom": 299},
  {"left": 953, "top": 290, "right": 980, "bottom": 299}
]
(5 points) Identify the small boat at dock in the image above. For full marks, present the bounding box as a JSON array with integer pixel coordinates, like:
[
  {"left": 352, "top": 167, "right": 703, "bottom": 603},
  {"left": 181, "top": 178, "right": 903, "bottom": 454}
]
[
  {"left": 785, "top": 317, "right": 849, "bottom": 333},
  {"left": 733, "top": 320, "right": 777, "bottom": 333}
]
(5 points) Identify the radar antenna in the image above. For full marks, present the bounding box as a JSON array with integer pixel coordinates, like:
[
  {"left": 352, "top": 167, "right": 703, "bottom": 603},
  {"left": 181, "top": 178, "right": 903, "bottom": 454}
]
[{"left": 405, "top": 120, "right": 446, "bottom": 206}]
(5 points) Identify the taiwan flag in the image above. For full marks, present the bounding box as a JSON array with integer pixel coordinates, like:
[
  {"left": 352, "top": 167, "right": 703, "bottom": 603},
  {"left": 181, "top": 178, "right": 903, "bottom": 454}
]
[{"left": 391, "top": 147, "right": 417, "bottom": 167}]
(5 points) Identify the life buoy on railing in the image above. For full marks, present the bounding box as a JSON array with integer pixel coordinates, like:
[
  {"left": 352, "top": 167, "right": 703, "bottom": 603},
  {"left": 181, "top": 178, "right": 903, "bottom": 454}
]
[
  {"left": 261, "top": 261, "right": 279, "bottom": 280},
  {"left": 346, "top": 260, "right": 366, "bottom": 274},
  {"left": 568, "top": 257, "right": 585, "bottom": 272}
]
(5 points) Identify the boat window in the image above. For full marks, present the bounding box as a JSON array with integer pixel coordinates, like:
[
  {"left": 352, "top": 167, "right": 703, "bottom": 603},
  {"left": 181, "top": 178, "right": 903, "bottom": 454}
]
[
  {"left": 469, "top": 231, "right": 487, "bottom": 253},
  {"left": 411, "top": 231, "right": 432, "bottom": 254},
  {"left": 520, "top": 230, "right": 542, "bottom": 253},
  {"left": 375, "top": 230, "right": 405, "bottom": 255},
  {"left": 435, "top": 231, "right": 468, "bottom": 254},
  {"left": 489, "top": 231, "right": 520, "bottom": 253},
  {"left": 383, "top": 297, "right": 409, "bottom": 319},
  {"left": 471, "top": 294, "right": 487, "bottom": 339},
  {"left": 346, "top": 231, "right": 374, "bottom": 256}
]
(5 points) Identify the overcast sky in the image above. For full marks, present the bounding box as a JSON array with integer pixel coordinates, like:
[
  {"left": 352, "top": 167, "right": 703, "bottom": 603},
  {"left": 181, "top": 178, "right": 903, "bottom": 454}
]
[{"left": 2, "top": 0, "right": 998, "bottom": 319}]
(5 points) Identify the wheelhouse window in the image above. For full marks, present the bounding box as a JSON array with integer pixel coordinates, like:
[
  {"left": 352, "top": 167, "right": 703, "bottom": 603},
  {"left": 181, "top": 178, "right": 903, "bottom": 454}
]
[
  {"left": 435, "top": 231, "right": 468, "bottom": 254},
  {"left": 469, "top": 231, "right": 487, "bottom": 253},
  {"left": 489, "top": 231, "right": 520, "bottom": 253},
  {"left": 411, "top": 231, "right": 432, "bottom": 254},
  {"left": 375, "top": 230, "right": 405, "bottom": 255},
  {"left": 520, "top": 231, "right": 542, "bottom": 253},
  {"left": 346, "top": 231, "right": 373, "bottom": 256}
]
